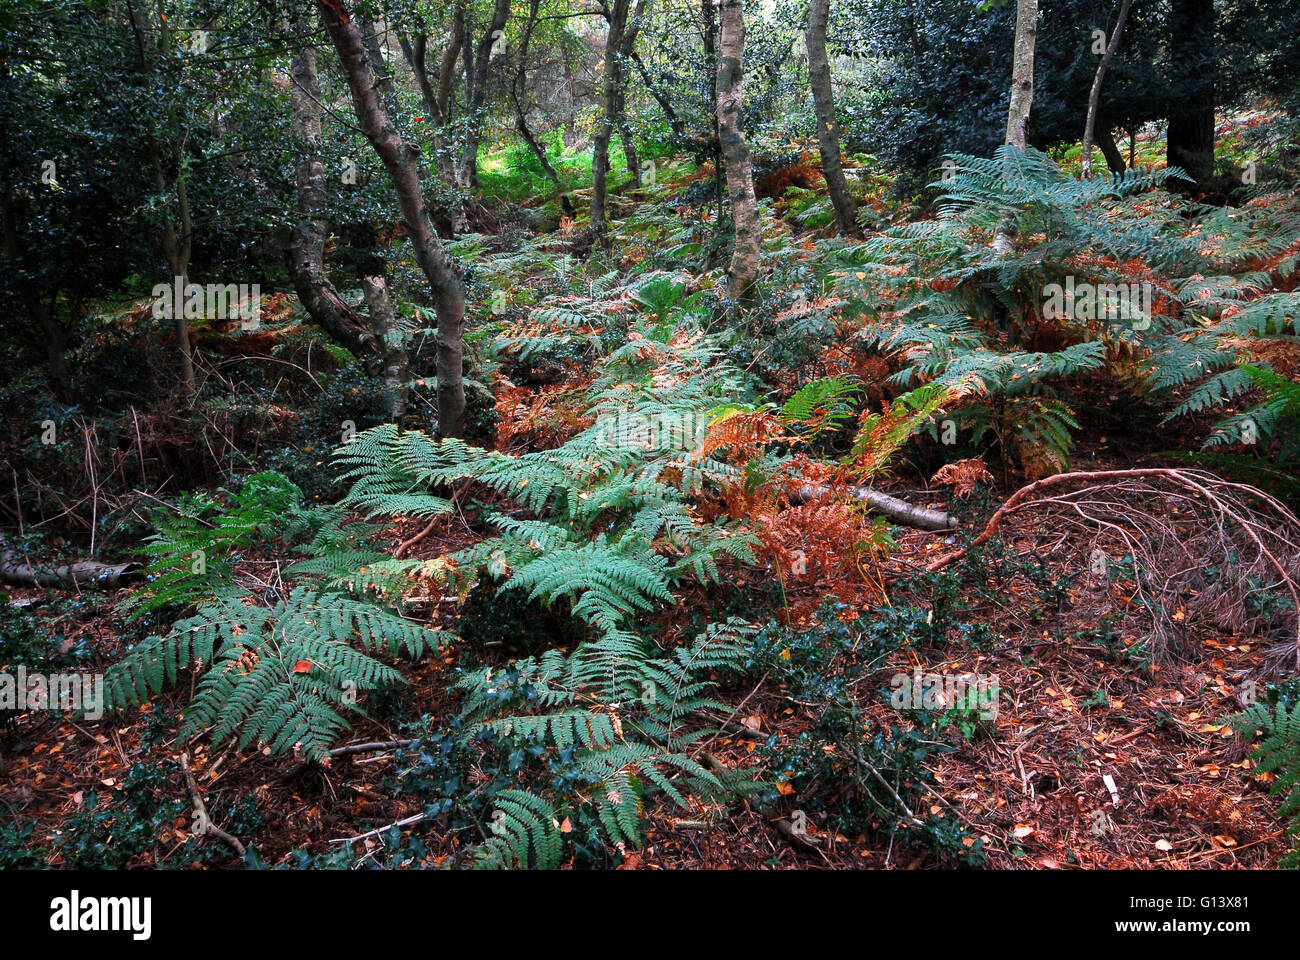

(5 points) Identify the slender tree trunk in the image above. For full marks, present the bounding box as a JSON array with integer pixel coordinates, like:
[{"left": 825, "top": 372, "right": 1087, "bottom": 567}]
[
  {"left": 805, "top": 0, "right": 859, "bottom": 236},
  {"left": 716, "top": 0, "right": 760, "bottom": 304},
  {"left": 618, "top": 0, "right": 648, "bottom": 189},
  {"left": 591, "top": 0, "right": 630, "bottom": 247},
  {"left": 1166, "top": 0, "right": 1216, "bottom": 189},
  {"left": 398, "top": 9, "right": 464, "bottom": 190},
  {"left": 1081, "top": 0, "right": 1132, "bottom": 180},
  {"left": 1003, "top": 0, "right": 1037, "bottom": 150},
  {"left": 356, "top": 254, "right": 409, "bottom": 421},
  {"left": 36, "top": 293, "right": 68, "bottom": 398},
  {"left": 319, "top": 0, "right": 467, "bottom": 438},
  {"left": 130, "top": 0, "right": 196, "bottom": 396},
  {"left": 701, "top": 0, "right": 724, "bottom": 227},
  {"left": 285, "top": 32, "right": 381, "bottom": 366},
  {"left": 459, "top": 0, "right": 512, "bottom": 194},
  {"left": 630, "top": 49, "right": 685, "bottom": 141},
  {"left": 511, "top": 0, "right": 573, "bottom": 215},
  {"left": 993, "top": 0, "right": 1038, "bottom": 255}
]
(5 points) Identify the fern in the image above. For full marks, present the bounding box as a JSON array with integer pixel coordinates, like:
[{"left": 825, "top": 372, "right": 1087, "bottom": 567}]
[
  {"left": 474, "top": 790, "right": 564, "bottom": 870},
  {"left": 106, "top": 587, "right": 444, "bottom": 760},
  {"left": 108, "top": 472, "right": 443, "bottom": 760},
  {"left": 120, "top": 471, "right": 331, "bottom": 618},
  {"left": 822, "top": 146, "right": 1300, "bottom": 470},
  {"left": 1230, "top": 700, "right": 1300, "bottom": 868},
  {"left": 452, "top": 618, "right": 755, "bottom": 863}
]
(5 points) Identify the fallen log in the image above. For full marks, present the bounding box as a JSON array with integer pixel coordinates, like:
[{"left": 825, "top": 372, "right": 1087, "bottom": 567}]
[
  {"left": 0, "top": 538, "right": 137, "bottom": 588},
  {"left": 790, "top": 483, "right": 957, "bottom": 531}
]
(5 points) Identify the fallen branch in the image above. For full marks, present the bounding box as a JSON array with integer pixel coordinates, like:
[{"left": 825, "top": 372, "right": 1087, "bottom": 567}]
[
  {"left": 0, "top": 537, "right": 137, "bottom": 588},
  {"left": 791, "top": 483, "right": 956, "bottom": 531},
  {"left": 179, "top": 753, "right": 246, "bottom": 858},
  {"left": 927, "top": 469, "right": 1300, "bottom": 669},
  {"left": 327, "top": 739, "right": 416, "bottom": 757},
  {"left": 273, "top": 738, "right": 418, "bottom": 782},
  {"left": 393, "top": 517, "right": 439, "bottom": 559},
  {"left": 330, "top": 812, "right": 425, "bottom": 845}
]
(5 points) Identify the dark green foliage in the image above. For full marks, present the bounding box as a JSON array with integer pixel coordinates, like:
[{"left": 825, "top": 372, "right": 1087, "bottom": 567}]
[
  {"left": 121, "top": 471, "right": 318, "bottom": 618},
  {"left": 751, "top": 600, "right": 986, "bottom": 866},
  {"left": 46, "top": 761, "right": 256, "bottom": 869},
  {"left": 108, "top": 587, "right": 440, "bottom": 760},
  {"left": 1180, "top": 365, "right": 1300, "bottom": 504},
  {"left": 106, "top": 472, "right": 444, "bottom": 760}
]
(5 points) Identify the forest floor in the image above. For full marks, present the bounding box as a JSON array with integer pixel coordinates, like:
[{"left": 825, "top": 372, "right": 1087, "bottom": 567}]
[{"left": 2, "top": 448, "right": 1289, "bottom": 869}]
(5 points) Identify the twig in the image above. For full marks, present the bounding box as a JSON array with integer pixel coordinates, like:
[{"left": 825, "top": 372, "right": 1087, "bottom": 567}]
[
  {"left": 179, "top": 753, "right": 246, "bottom": 857},
  {"left": 329, "top": 812, "right": 425, "bottom": 844},
  {"left": 394, "top": 517, "right": 440, "bottom": 559}
]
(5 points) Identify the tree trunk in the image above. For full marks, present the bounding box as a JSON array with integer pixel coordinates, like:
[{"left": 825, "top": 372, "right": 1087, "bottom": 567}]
[
  {"left": 36, "top": 293, "right": 69, "bottom": 398},
  {"left": 0, "top": 536, "right": 137, "bottom": 588},
  {"left": 510, "top": 0, "right": 573, "bottom": 215},
  {"left": 590, "top": 0, "right": 630, "bottom": 247},
  {"left": 1081, "top": 0, "right": 1132, "bottom": 180},
  {"left": 458, "top": 0, "right": 512, "bottom": 194},
  {"left": 701, "top": 0, "right": 724, "bottom": 227},
  {"left": 618, "top": 0, "right": 648, "bottom": 189},
  {"left": 716, "top": 0, "right": 761, "bottom": 304},
  {"left": 790, "top": 484, "right": 955, "bottom": 530},
  {"left": 130, "top": 1, "right": 196, "bottom": 396},
  {"left": 319, "top": 0, "right": 467, "bottom": 438},
  {"left": 398, "top": 10, "right": 464, "bottom": 190},
  {"left": 1166, "top": 0, "right": 1217, "bottom": 189},
  {"left": 285, "top": 32, "right": 382, "bottom": 367},
  {"left": 805, "top": 0, "right": 859, "bottom": 236},
  {"left": 1003, "top": 0, "right": 1037, "bottom": 150},
  {"left": 993, "top": 0, "right": 1038, "bottom": 255},
  {"left": 360, "top": 274, "right": 409, "bottom": 420},
  {"left": 1097, "top": 124, "right": 1127, "bottom": 174},
  {"left": 630, "top": 49, "right": 686, "bottom": 141}
]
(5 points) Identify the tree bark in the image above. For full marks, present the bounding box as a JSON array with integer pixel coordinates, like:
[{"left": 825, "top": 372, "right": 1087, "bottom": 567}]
[
  {"left": 701, "top": 0, "right": 724, "bottom": 226},
  {"left": 319, "top": 0, "right": 466, "bottom": 438},
  {"left": 716, "top": 0, "right": 761, "bottom": 304},
  {"left": 992, "top": 0, "right": 1038, "bottom": 255},
  {"left": 129, "top": 0, "right": 196, "bottom": 396},
  {"left": 0, "top": 536, "right": 137, "bottom": 588},
  {"left": 1003, "top": 0, "right": 1037, "bottom": 150},
  {"left": 790, "top": 484, "right": 956, "bottom": 530},
  {"left": 458, "top": 0, "right": 512, "bottom": 193},
  {"left": 1166, "top": 0, "right": 1216, "bottom": 189},
  {"left": 805, "top": 0, "right": 859, "bottom": 236},
  {"left": 398, "top": 8, "right": 464, "bottom": 191},
  {"left": 345, "top": 221, "right": 409, "bottom": 421},
  {"left": 360, "top": 274, "right": 409, "bottom": 420},
  {"left": 510, "top": 0, "right": 573, "bottom": 215},
  {"left": 285, "top": 31, "right": 382, "bottom": 367},
  {"left": 1081, "top": 0, "right": 1132, "bottom": 180},
  {"left": 617, "top": 0, "right": 648, "bottom": 189},
  {"left": 1097, "top": 124, "right": 1127, "bottom": 174},
  {"left": 591, "top": 0, "right": 630, "bottom": 247}
]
